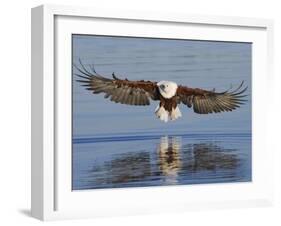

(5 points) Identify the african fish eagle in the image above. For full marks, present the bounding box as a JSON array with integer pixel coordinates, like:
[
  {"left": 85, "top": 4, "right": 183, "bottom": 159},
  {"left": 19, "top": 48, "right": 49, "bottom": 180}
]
[{"left": 75, "top": 60, "right": 247, "bottom": 122}]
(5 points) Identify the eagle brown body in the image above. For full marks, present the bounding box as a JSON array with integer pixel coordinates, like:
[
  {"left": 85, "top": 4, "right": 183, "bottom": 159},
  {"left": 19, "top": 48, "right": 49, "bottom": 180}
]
[
  {"left": 75, "top": 60, "right": 247, "bottom": 122},
  {"left": 159, "top": 95, "right": 178, "bottom": 112}
]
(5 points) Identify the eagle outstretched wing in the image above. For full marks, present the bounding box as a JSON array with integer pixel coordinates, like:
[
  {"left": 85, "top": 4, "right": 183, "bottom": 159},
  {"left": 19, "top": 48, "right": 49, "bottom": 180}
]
[
  {"left": 176, "top": 82, "right": 248, "bottom": 114},
  {"left": 75, "top": 60, "right": 159, "bottom": 106}
]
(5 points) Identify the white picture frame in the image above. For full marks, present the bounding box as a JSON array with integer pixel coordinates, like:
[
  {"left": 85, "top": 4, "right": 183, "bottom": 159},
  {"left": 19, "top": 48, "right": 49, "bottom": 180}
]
[{"left": 31, "top": 4, "right": 274, "bottom": 221}]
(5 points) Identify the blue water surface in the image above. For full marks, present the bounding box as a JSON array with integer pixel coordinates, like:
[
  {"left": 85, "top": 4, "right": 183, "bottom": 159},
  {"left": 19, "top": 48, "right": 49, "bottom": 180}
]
[
  {"left": 72, "top": 133, "right": 251, "bottom": 190},
  {"left": 72, "top": 35, "right": 252, "bottom": 190}
]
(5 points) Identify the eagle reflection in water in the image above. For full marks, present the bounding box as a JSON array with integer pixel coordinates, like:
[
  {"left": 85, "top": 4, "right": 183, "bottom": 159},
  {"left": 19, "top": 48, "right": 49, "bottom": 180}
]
[
  {"left": 157, "top": 136, "right": 182, "bottom": 185},
  {"left": 86, "top": 136, "right": 241, "bottom": 189}
]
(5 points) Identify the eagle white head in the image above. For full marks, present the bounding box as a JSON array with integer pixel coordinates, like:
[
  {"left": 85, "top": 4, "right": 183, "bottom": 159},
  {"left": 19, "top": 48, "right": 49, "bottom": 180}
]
[{"left": 157, "top": 81, "right": 178, "bottom": 99}]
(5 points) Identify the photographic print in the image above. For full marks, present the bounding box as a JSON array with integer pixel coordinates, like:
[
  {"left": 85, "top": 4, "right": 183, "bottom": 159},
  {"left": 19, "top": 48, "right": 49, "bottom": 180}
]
[{"left": 72, "top": 35, "right": 251, "bottom": 190}]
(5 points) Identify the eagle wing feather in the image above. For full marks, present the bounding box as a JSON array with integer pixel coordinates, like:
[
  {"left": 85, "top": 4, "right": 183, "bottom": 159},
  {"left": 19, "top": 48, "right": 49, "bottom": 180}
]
[
  {"left": 176, "top": 81, "right": 248, "bottom": 114},
  {"left": 75, "top": 61, "right": 159, "bottom": 106}
]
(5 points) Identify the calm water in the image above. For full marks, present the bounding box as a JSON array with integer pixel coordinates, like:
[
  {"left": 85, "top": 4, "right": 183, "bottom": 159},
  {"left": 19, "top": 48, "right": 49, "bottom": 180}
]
[
  {"left": 72, "top": 35, "right": 252, "bottom": 190},
  {"left": 72, "top": 133, "right": 251, "bottom": 190}
]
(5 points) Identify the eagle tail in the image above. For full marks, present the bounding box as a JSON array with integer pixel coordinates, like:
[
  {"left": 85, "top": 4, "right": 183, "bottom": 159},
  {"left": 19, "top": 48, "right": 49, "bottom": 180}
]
[{"left": 155, "top": 105, "right": 182, "bottom": 122}]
